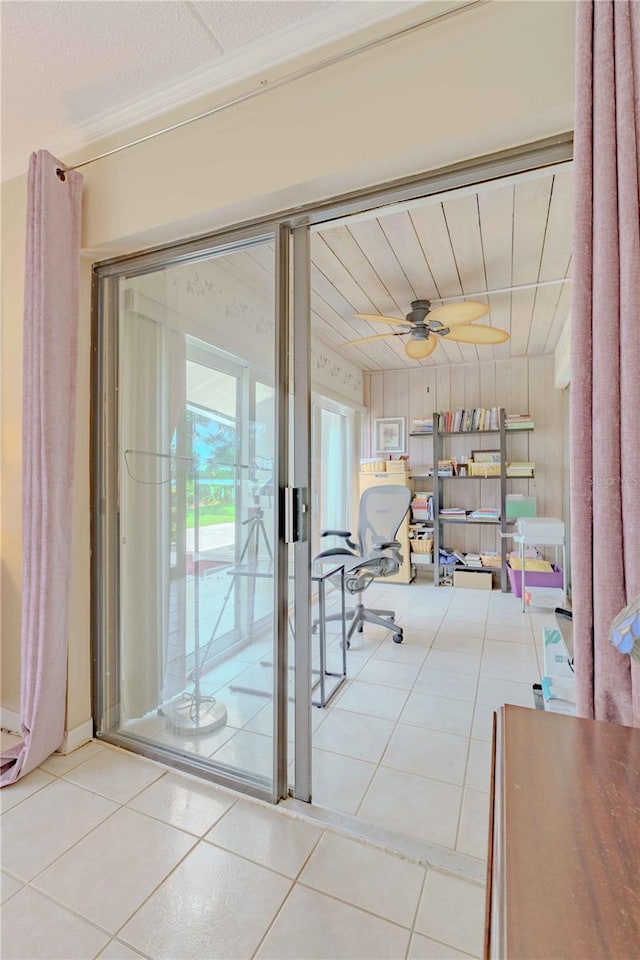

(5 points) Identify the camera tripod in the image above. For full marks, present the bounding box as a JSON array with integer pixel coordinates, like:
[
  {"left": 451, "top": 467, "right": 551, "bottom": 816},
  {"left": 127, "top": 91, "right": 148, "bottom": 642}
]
[{"left": 187, "top": 505, "right": 273, "bottom": 682}]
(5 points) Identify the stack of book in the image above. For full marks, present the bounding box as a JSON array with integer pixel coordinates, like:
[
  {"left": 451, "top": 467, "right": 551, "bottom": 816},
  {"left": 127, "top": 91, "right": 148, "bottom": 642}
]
[
  {"left": 411, "top": 418, "right": 433, "bottom": 434},
  {"left": 437, "top": 459, "right": 456, "bottom": 477},
  {"left": 467, "top": 507, "right": 500, "bottom": 521},
  {"left": 439, "top": 408, "right": 500, "bottom": 432},
  {"left": 506, "top": 461, "right": 535, "bottom": 477},
  {"left": 440, "top": 507, "right": 468, "bottom": 518},
  {"left": 463, "top": 552, "right": 483, "bottom": 569},
  {"left": 505, "top": 413, "right": 534, "bottom": 431},
  {"left": 411, "top": 494, "right": 434, "bottom": 521}
]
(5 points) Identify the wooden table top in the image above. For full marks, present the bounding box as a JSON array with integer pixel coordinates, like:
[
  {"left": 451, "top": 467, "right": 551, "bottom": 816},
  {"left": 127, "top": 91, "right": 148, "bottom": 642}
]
[{"left": 494, "top": 705, "right": 640, "bottom": 960}]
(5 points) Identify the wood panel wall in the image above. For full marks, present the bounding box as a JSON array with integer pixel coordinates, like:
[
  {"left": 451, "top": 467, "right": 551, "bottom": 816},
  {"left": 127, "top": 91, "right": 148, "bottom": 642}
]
[{"left": 363, "top": 356, "right": 565, "bottom": 555}]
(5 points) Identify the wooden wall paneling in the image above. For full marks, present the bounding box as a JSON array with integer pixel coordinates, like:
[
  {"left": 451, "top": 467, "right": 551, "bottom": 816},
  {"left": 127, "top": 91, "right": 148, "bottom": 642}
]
[
  {"left": 441, "top": 192, "right": 488, "bottom": 364},
  {"left": 408, "top": 367, "right": 430, "bottom": 471},
  {"left": 510, "top": 177, "right": 553, "bottom": 357},
  {"left": 368, "top": 372, "right": 385, "bottom": 456},
  {"left": 435, "top": 365, "right": 452, "bottom": 418},
  {"left": 409, "top": 204, "right": 465, "bottom": 366},
  {"left": 311, "top": 239, "right": 408, "bottom": 369},
  {"left": 377, "top": 210, "right": 439, "bottom": 302},
  {"left": 446, "top": 364, "right": 468, "bottom": 553},
  {"left": 362, "top": 373, "right": 371, "bottom": 458},
  {"left": 457, "top": 363, "right": 480, "bottom": 552},
  {"left": 477, "top": 184, "right": 514, "bottom": 362},
  {"left": 527, "top": 170, "right": 573, "bottom": 355},
  {"left": 478, "top": 361, "right": 498, "bottom": 554},
  {"left": 508, "top": 357, "right": 530, "bottom": 467},
  {"left": 543, "top": 276, "right": 572, "bottom": 355},
  {"left": 527, "top": 355, "right": 548, "bottom": 520},
  {"left": 526, "top": 282, "right": 568, "bottom": 356},
  {"left": 310, "top": 265, "right": 390, "bottom": 370},
  {"left": 345, "top": 219, "right": 415, "bottom": 316},
  {"left": 545, "top": 355, "right": 565, "bottom": 522}
]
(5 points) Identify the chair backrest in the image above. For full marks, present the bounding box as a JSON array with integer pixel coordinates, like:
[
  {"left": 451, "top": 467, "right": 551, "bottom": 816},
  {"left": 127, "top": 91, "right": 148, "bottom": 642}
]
[{"left": 357, "top": 485, "right": 412, "bottom": 559}]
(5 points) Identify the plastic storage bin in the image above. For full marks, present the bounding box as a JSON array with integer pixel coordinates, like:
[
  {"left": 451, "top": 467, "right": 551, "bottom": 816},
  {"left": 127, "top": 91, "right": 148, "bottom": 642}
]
[
  {"left": 506, "top": 494, "right": 537, "bottom": 518},
  {"left": 507, "top": 563, "right": 563, "bottom": 598}
]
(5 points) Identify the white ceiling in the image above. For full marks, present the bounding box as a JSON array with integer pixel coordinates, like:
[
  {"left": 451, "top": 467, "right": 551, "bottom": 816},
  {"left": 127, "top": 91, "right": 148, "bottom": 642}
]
[
  {"left": 1, "top": 0, "right": 420, "bottom": 181},
  {"left": 223, "top": 165, "right": 572, "bottom": 370}
]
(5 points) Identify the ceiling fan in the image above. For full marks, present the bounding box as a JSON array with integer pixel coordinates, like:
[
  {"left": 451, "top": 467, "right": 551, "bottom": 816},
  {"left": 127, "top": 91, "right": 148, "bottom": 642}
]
[{"left": 344, "top": 299, "right": 509, "bottom": 359}]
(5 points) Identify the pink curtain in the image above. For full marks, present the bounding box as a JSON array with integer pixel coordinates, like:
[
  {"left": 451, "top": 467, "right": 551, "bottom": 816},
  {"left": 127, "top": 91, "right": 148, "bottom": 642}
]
[
  {"left": 572, "top": 0, "right": 640, "bottom": 725},
  {"left": 1, "top": 151, "right": 83, "bottom": 784}
]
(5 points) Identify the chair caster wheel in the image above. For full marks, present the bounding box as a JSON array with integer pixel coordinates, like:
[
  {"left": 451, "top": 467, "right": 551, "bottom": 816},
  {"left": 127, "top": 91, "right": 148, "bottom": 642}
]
[{"left": 392, "top": 633, "right": 403, "bottom": 644}]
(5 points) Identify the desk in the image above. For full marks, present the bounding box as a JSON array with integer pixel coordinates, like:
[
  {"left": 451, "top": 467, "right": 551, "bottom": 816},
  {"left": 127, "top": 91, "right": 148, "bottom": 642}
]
[
  {"left": 485, "top": 705, "right": 640, "bottom": 959},
  {"left": 217, "top": 560, "right": 347, "bottom": 708}
]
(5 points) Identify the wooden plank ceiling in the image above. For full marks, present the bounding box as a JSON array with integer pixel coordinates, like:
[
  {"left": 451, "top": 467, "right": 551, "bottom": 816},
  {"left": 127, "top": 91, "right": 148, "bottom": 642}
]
[{"left": 308, "top": 167, "right": 572, "bottom": 371}]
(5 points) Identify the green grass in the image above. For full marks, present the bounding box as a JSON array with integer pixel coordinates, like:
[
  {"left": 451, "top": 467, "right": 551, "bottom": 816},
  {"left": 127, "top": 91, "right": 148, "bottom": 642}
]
[{"left": 186, "top": 505, "right": 235, "bottom": 528}]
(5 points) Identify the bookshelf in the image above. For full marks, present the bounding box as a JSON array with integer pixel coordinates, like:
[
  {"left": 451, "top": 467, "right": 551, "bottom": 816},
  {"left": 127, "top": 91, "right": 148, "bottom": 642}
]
[{"left": 432, "top": 408, "right": 533, "bottom": 591}]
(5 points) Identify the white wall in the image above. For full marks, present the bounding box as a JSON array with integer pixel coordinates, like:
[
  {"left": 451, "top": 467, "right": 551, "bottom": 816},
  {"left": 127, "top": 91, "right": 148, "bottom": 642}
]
[
  {"left": 1, "top": 0, "right": 575, "bottom": 722},
  {"left": 363, "top": 356, "right": 566, "bottom": 555}
]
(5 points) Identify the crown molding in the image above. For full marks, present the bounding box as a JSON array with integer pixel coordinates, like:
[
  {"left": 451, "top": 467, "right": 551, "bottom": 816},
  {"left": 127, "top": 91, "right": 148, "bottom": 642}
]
[{"left": 3, "top": 1, "right": 427, "bottom": 182}]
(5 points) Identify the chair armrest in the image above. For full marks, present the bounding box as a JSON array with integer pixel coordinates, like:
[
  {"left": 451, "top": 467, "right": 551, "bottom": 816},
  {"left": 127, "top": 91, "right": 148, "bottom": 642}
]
[
  {"left": 320, "top": 529, "right": 357, "bottom": 551},
  {"left": 372, "top": 538, "right": 402, "bottom": 552},
  {"left": 315, "top": 548, "right": 358, "bottom": 560}
]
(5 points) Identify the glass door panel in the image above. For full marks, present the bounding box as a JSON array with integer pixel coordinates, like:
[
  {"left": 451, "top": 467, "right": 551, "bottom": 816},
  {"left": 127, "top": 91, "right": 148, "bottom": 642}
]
[{"left": 95, "top": 232, "right": 288, "bottom": 800}]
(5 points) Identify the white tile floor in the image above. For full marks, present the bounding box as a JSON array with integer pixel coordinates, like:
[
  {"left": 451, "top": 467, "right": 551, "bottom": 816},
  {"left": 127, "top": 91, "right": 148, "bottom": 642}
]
[
  {"left": 1, "top": 733, "right": 486, "bottom": 960},
  {"left": 311, "top": 577, "right": 553, "bottom": 857},
  {"left": 0, "top": 580, "right": 554, "bottom": 960}
]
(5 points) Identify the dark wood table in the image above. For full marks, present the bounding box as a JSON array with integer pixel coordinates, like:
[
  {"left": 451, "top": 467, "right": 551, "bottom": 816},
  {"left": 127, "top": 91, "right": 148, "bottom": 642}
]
[{"left": 485, "top": 705, "right": 640, "bottom": 959}]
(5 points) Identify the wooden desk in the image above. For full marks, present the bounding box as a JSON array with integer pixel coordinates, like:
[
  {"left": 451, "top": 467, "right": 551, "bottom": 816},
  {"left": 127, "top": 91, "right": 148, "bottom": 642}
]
[{"left": 486, "top": 705, "right": 640, "bottom": 959}]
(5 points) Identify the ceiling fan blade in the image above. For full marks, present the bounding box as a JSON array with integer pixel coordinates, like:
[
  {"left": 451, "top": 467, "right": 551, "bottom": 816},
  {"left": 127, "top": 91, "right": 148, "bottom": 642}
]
[
  {"left": 443, "top": 323, "right": 510, "bottom": 344},
  {"left": 427, "top": 300, "right": 490, "bottom": 328},
  {"left": 343, "top": 331, "right": 411, "bottom": 347},
  {"left": 405, "top": 336, "right": 438, "bottom": 359},
  {"left": 353, "top": 313, "right": 411, "bottom": 327}
]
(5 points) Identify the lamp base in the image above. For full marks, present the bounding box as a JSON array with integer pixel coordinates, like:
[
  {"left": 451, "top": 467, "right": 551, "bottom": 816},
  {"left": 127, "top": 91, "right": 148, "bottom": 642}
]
[{"left": 165, "top": 695, "right": 227, "bottom": 736}]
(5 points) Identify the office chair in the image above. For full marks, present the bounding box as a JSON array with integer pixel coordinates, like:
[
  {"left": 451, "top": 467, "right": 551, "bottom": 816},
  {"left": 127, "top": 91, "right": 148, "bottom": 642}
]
[{"left": 315, "top": 484, "right": 412, "bottom": 645}]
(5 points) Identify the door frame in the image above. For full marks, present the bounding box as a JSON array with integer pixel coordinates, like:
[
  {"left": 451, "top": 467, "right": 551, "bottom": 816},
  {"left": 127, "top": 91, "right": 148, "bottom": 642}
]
[{"left": 91, "top": 133, "right": 573, "bottom": 803}]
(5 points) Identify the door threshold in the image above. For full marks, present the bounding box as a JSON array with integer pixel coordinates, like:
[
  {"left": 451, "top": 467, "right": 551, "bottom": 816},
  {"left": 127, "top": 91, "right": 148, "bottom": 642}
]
[{"left": 282, "top": 796, "right": 486, "bottom": 885}]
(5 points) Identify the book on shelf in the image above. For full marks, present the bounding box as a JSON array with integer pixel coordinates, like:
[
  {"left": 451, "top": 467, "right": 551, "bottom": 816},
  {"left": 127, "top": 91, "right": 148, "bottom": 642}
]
[
  {"left": 411, "top": 494, "right": 434, "bottom": 521},
  {"left": 506, "top": 461, "right": 535, "bottom": 477},
  {"left": 467, "top": 508, "right": 501, "bottom": 521},
  {"left": 411, "top": 418, "right": 433, "bottom": 434},
  {"left": 437, "top": 458, "right": 456, "bottom": 477},
  {"left": 463, "top": 552, "right": 483, "bottom": 569},
  {"left": 438, "top": 407, "right": 500, "bottom": 432},
  {"left": 440, "top": 507, "right": 468, "bottom": 517},
  {"left": 505, "top": 413, "right": 534, "bottom": 430}
]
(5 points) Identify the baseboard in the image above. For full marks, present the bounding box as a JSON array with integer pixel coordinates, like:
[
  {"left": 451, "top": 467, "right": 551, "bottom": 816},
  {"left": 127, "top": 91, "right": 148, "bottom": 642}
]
[
  {"left": 58, "top": 718, "right": 94, "bottom": 754},
  {"left": 0, "top": 708, "right": 22, "bottom": 735},
  {"left": 1, "top": 711, "right": 94, "bottom": 755}
]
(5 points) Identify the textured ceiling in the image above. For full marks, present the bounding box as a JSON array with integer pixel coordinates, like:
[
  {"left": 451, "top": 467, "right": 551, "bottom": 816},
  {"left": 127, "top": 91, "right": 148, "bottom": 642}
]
[{"left": 1, "top": 0, "right": 418, "bottom": 181}]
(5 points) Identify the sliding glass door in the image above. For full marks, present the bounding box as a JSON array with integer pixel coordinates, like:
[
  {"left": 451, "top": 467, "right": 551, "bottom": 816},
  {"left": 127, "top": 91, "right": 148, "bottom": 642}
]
[{"left": 93, "top": 227, "right": 295, "bottom": 801}]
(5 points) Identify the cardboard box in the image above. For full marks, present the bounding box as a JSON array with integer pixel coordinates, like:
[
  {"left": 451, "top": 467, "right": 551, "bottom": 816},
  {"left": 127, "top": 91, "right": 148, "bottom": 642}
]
[
  {"left": 386, "top": 460, "right": 409, "bottom": 473},
  {"left": 453, "top": 570, "right": 493, "bottom": 591}
]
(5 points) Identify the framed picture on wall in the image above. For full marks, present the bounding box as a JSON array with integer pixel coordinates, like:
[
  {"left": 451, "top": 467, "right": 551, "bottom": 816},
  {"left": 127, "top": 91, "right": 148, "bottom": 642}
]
[{"left": 374, "top": 417, "right": 406, "bottom": 454}]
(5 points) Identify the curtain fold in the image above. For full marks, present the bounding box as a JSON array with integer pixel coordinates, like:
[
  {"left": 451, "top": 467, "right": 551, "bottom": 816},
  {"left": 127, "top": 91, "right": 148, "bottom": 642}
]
[
  {"left": 572, "top": 0, "right": 640, "bottom": 725},
  {"left": 1, "top": 151, "right": 82, "bottom": 784}
]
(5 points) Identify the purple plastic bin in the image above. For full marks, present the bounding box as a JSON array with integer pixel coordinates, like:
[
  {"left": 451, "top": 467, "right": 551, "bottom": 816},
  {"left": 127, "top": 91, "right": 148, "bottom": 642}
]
[{"left": 507, "top": 564, "right": 563, "bottom": 598}]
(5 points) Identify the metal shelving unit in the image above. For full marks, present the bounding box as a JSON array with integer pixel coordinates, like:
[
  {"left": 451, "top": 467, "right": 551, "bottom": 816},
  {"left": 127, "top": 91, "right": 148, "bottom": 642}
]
[{"left": 433, "top": 409, "right": 510, "bottom": 590}]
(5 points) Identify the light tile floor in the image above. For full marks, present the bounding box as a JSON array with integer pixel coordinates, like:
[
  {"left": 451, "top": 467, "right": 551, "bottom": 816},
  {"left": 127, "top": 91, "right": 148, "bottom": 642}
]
[
  {"left": 1, "top": 580, "right": 553, "bottom": 960},
  {"left": 311, "top": 577, "right": 552, "bottom": 859},
  {"left": 1, "top": 733, "right": 485, "bottom": 960}
]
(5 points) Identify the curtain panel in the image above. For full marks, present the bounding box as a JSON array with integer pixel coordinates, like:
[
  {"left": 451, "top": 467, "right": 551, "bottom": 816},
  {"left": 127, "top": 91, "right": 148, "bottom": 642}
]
[
  {"left": 1, "top": 151, "right": 82, "bottom": 784},
  {"left": 572, "top": 0, "right": 640, "bottom": 725}
]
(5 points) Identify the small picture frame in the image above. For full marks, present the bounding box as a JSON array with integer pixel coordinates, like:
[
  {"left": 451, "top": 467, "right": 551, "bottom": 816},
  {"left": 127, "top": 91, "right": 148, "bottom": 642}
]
[
  {"left": 374, "top": 417, "right": 406, "bottom": 454},
  {"left": 471, "top": 449, "right": 501, "bottom": 463}
]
